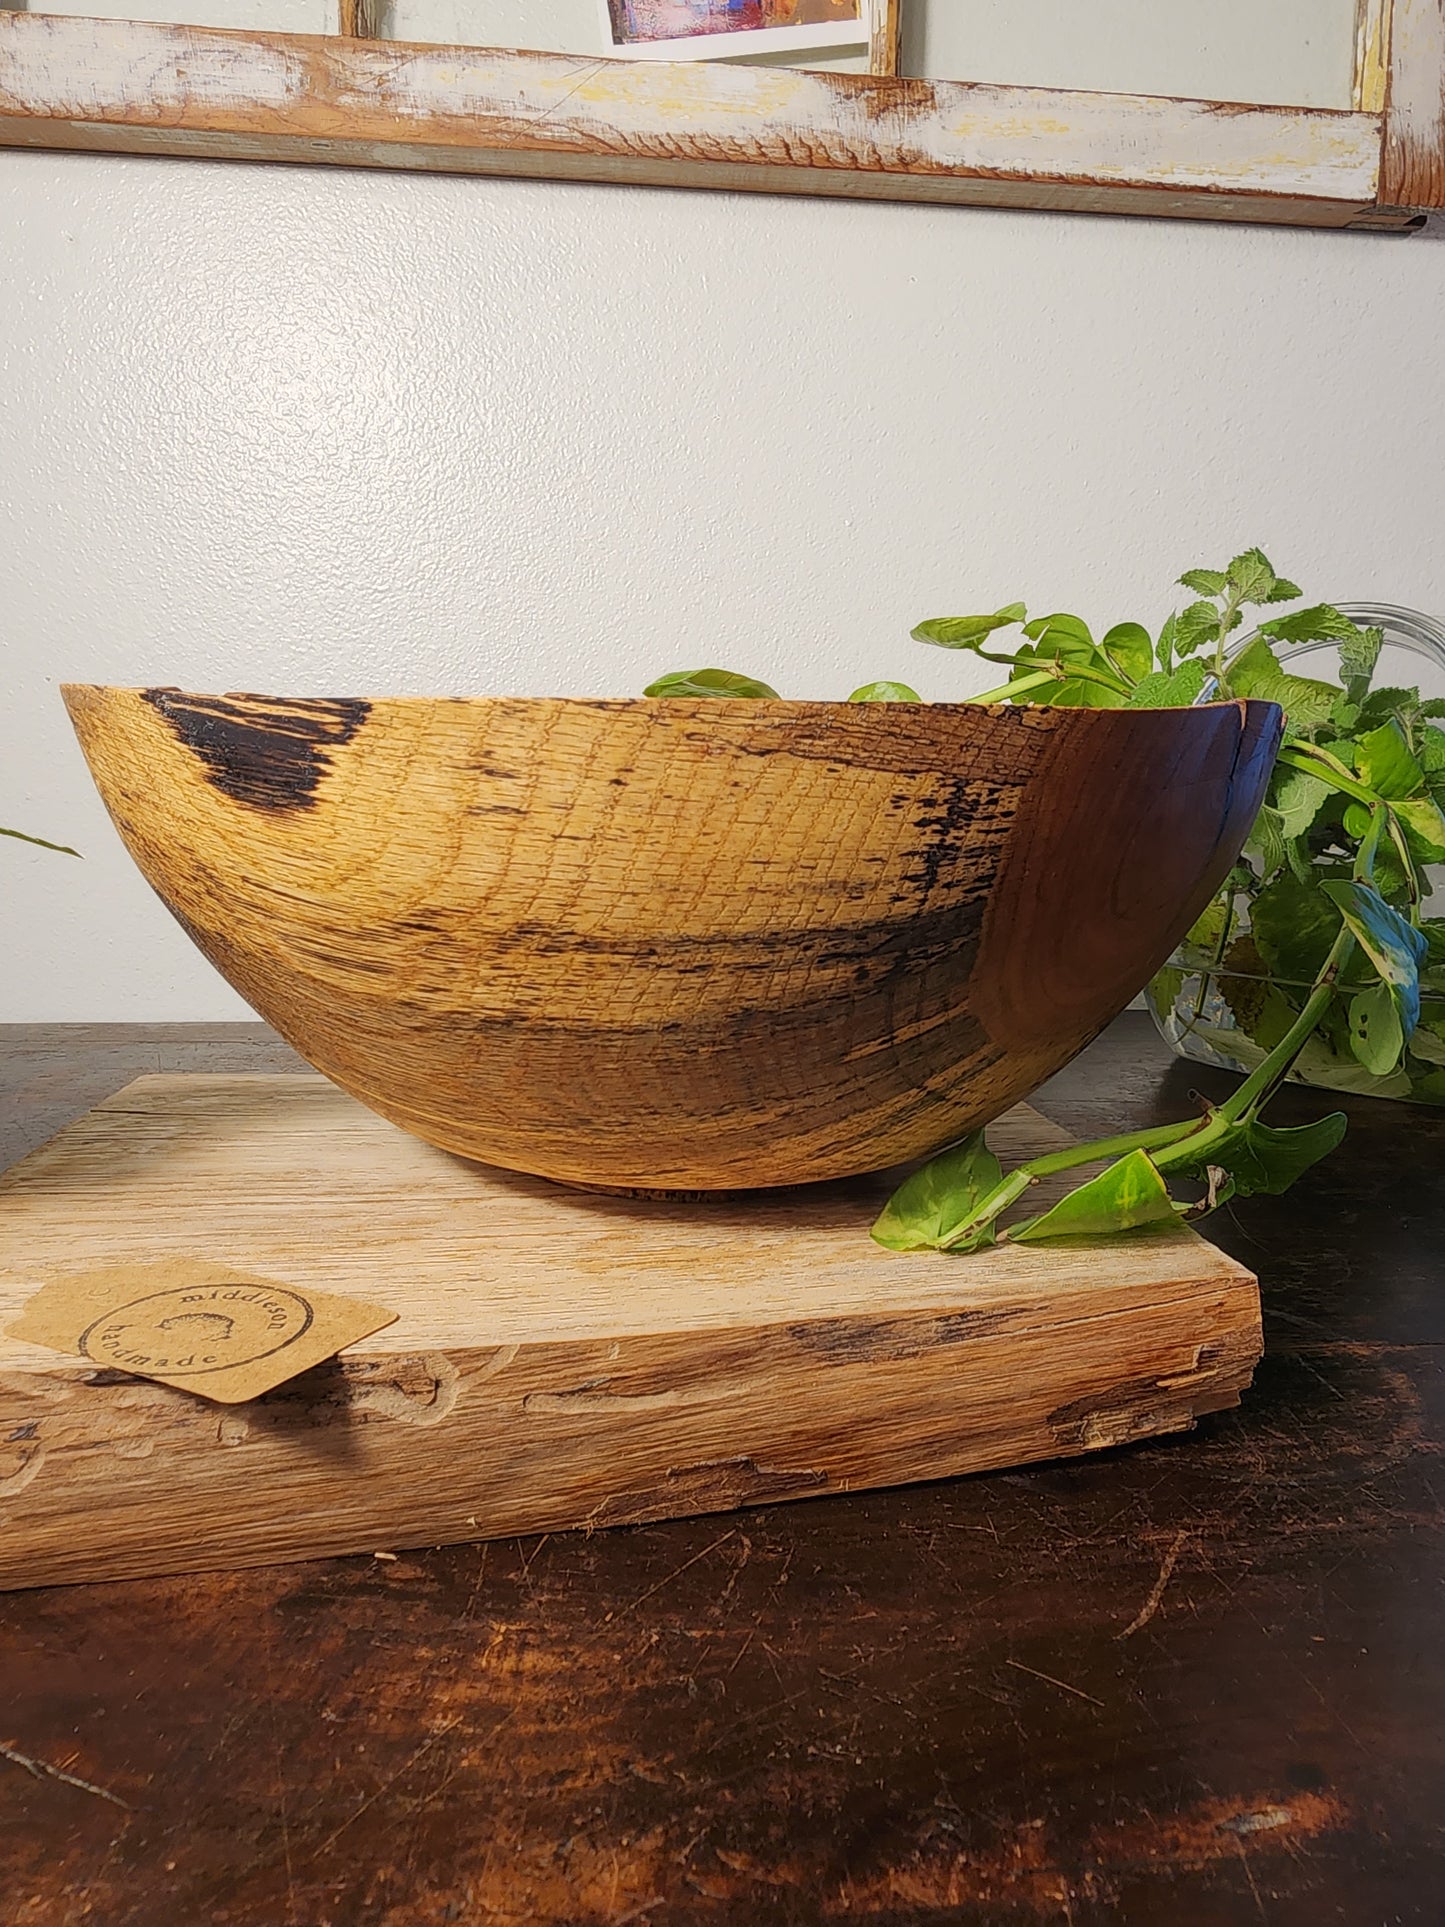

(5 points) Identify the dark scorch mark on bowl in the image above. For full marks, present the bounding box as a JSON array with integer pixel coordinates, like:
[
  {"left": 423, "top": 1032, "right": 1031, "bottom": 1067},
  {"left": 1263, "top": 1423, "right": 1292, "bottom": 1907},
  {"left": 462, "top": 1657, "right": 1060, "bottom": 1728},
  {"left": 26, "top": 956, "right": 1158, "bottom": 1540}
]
[{"left": 142, "top": 690, "right": 371, "bottom": 813}]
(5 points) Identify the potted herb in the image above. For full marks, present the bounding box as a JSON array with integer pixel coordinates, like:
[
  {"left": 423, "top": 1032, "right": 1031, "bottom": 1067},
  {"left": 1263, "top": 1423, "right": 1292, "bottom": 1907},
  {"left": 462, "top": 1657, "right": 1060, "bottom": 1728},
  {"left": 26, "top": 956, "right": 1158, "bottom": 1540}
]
[{"left": 647, "top": 549, "right": 1439, "bottom": 1251}]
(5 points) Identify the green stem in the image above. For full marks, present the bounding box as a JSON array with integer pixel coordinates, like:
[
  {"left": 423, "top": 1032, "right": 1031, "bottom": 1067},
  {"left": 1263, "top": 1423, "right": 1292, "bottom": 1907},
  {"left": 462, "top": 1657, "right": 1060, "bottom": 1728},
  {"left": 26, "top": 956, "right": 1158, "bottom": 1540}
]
[
  {"left": 1177, "top": 886, "right": 1237, "bottom": 1044},
  {"left": 1211, "top": 930, "right": 1352, "bottom": 1124},
  {"left": 1211, "top": 588, "right": 1243, "bottom": 685},
  {"left": 1210, "top": 802, "right": 1383, "bottom": 1123},
  {"left": 930, "top": 798, "right": 1390, "bottom": 1252},
  {"left": 1275, "top": 743, "right": 1420, "bottom": 905},
  {"left": 933, "top": 1173, "right": 1033, "bottom": 1244},
  {"left": 1386, "top": 814, "right": 1423, "bottom": 913},
  {"left": 1275, "top": 742, "right": 1379, "bottom": 809},
  {"left": 1055, "top": 660, "right": 1132, "bottom": 698},
  {"left": 968, "top": 659, "right": 1131, "bottom": 707},
  {"left": 1354, "top": 800, "right": 1386, "bottom": 880},
  {"left": 967, "top": 667, "right": 1059, "bottom": 705},
  {"left": 934, "top": 1116, "right": 1202, "bottom": 1250},
  {"left": 1020, "top": 1117, "right": 1203, "bottom": 1176}
]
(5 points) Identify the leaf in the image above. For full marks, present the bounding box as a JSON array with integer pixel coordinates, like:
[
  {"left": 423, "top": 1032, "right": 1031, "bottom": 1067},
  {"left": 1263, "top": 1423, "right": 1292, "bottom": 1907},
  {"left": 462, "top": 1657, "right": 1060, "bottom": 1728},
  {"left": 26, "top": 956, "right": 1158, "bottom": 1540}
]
[
  {"left": 1339, "top": 625, "right": 1382, "bottom": 696},
  {"left": 1174, "top": 600, "right": 1223, "bottom": 658},
  {"left": 1224, "top": 636, "right": 1282, "bottom": 694},
  {"left": 1149, "top": 965, "right": 1184, "bottom": 1019},
  {"left": 1217, "top": 934, "right": 1269, "bottom": 1036},
  {"left": 1226, "top": 547, "right": 1279, "bottom": 604},
  {"left": 1393, "top": 795, "right": 1445, "bottom": 864},
  {"left": 1284, "top": 837, "right": 1316, "bottom": 886},
  {"left": 1244, "top": 805, "right": 1286, "bottom": 878},
  {"left": 0, "top": 825, "right": 80, "bottom": 857},
  {"left": 1416, "top": 725, "right": 1445, "bottom": 777},
  {"left": 847, "top": 682, "right": 922, "bottom": 703},
  {"left": 1226, "top": 637, "right": 1339, "bottom": 731},
  {"left": 1295, "top": 1033, "right": 1414, "bottom": 1098},
  {"left": 1006, "top": 635, "right": 1130, "bottom": 708},
  {"left": 1349, "top": 980, "right": 1405, "bottom": 1076},
  {"left": 1407, "top": 1015, "right": 1445, "bottom": 1067},
  {"left": 1265, "top": 576, "right": 1303, "bottom": 603},
  {"left": 1358, "top": 686, "right": 1423, "bottom": 726},
  {"left": 870, "top": 1132, "right": 1003, "bottom": 1252},
  {"left": 644, "top": 668, "right": 780, "bottom": 699},
  {"left": 1178, "top": 568, "right": 1227, "bottom": 596},
  {"left": 1125, "top": 659, "right": 1211, "bottom": 709},
  {"left": 1354, "top": 721, "right": 1423, "bottom": 800},
  {"left": 1156, "top": 611, "right": 1178, "bottom": 674},
  {"left": 1342, "top": 799, "right": 1373, "bottom": 845},
  {"left": 1257, "top": 603, "right": 1364, "bottom": 646},
  {"left": 1162, "top": 1111, "right": 1347, "bottom": 1197},
  {"left": 1220, "top": 1114, "right": 1348, "bottom": 1195},
  {"left": 1100, "top": 621, "right": 1153, "bottom": 684},
  {"left": 1371, "top": 839, "right": 1416, "bottom": 908},
  {"left": 911, "top": 607, "right": 1027, "bottom": 653},
  {"left": 1232, "top": 981, "right": 1301, "bottom": 1053},
  {"left": 1409, "top": 1034, "right": 1445, "bottom": 1069},
  {"left": 1320, "top": 879, "right": 1428, "bottom": 1036},
  {"left": 1251, "top": 873, "right": 1341, "bottom": 984},
  {"left": 1184, "top": 897, "right": 1230, "bottom": 948},
  {"left": 1020, "top": 612, "right": 1095, "bottom": 660},
  {"left": 1008, "top": 1150, "right": 1178, "bottom": 1244},
  {"left": 1419, "top": 918, "right": 1445, "bottom": 966},
  {"left": 1052, "top": 679, "right": 1128, "bottom": 709},
  {"left": 1272, "top": 765, "right": 1330, "bottom": 839}
]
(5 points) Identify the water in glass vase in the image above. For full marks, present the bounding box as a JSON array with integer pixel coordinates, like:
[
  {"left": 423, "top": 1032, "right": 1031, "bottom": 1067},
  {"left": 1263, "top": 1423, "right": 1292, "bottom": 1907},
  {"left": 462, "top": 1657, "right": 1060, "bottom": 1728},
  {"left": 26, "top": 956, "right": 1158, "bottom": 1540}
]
[{"left": 1148, "top": 604, "right": 1445, "bottom": 1105}]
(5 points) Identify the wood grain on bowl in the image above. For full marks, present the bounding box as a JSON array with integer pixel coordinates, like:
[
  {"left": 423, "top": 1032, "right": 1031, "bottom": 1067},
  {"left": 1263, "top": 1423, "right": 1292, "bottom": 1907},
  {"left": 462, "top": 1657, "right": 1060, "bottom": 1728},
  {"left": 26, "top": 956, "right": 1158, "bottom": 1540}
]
[{"left": 61, "top": 689, "right": 1281, "bottom": 1189}]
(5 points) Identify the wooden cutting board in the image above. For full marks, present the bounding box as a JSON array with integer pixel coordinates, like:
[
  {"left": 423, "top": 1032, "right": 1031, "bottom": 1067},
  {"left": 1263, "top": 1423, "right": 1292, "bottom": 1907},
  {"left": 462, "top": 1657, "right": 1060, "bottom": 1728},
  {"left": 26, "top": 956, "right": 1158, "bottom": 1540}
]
[{"left": 0, "top": 1075, "right": 1262, "bottom": 1591}]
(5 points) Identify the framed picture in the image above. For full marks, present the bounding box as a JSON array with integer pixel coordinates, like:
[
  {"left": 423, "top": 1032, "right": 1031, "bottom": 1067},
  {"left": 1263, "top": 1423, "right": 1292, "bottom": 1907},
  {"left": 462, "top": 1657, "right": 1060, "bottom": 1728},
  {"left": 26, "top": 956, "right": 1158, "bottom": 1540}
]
[
  {"left": 598, "top": 0, "right": 872, "bottom": 63},
  {"left": 2, "top": 1, "right": 1440, "bottom": 231}
]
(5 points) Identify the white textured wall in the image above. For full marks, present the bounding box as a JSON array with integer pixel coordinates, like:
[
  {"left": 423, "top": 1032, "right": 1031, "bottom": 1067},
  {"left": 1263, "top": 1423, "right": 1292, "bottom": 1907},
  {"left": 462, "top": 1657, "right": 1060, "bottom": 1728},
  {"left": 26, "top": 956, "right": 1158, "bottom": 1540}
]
[{"left": 2, "top": 148, "right": 1443, "bottom": 1019}]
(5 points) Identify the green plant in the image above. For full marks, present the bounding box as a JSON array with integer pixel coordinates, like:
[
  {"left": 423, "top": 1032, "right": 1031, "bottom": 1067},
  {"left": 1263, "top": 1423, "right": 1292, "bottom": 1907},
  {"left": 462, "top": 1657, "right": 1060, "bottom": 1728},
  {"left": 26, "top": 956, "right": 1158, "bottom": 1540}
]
[{"left": 645, "top": 549, "right": 1441, "bottom": 1249}]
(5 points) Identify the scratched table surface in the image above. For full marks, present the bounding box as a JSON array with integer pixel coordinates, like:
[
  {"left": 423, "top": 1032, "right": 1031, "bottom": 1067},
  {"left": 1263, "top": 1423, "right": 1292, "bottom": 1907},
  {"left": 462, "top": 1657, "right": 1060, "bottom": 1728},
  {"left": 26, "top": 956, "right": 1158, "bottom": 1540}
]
[{"left": 0, "top": 1015, "right": 1440, "bottom": 1926}]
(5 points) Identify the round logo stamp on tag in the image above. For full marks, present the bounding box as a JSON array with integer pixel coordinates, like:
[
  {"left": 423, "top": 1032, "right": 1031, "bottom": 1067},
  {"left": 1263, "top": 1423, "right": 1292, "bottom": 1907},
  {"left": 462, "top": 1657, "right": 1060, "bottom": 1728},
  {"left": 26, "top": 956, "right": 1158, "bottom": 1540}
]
[{"left": 78, "top": 1283, "right": 314, "bottom": 1377}]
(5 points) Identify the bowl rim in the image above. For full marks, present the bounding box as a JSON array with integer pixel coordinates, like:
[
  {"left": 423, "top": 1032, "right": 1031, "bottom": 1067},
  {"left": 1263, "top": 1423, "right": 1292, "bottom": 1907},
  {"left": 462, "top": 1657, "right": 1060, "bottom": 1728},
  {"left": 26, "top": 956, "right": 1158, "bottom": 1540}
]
[{"left": 63, "top": 683, "right": 1283, "bottom": 720}]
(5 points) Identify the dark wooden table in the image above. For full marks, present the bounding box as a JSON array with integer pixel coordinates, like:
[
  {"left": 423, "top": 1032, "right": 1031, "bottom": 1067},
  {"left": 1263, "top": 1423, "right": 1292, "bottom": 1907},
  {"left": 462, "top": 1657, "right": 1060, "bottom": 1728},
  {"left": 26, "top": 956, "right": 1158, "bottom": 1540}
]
[{"left": 1, "top": 1016, "right": 1441, "bottom": 1925}]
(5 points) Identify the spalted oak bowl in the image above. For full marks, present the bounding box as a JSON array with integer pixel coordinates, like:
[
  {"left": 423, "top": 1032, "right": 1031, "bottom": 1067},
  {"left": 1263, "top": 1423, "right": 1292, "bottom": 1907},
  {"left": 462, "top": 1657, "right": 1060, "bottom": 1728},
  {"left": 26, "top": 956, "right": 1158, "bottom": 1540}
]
[{"left": 63, "top": 687, "right": 1280, "bottom": 1190}]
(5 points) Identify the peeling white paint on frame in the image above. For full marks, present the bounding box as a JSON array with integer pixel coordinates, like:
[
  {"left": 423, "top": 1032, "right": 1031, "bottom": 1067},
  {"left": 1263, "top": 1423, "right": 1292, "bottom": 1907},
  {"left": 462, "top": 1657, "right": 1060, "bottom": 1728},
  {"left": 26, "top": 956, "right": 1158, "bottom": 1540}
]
[
  {"left": 0, "top": 6, "right": 1440, "bottom": 224},
  {"left": 0, "top": 13, "right": 307, "bottom": 116}
]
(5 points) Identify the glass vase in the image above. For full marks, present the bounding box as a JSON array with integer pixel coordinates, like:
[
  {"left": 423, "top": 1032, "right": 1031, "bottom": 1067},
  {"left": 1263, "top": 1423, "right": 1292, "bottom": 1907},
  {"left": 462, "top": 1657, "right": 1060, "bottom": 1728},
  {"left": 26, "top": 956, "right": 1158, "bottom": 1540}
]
[{"left": 1146, "top": 603, "right": 1445, "bottom": 1104}]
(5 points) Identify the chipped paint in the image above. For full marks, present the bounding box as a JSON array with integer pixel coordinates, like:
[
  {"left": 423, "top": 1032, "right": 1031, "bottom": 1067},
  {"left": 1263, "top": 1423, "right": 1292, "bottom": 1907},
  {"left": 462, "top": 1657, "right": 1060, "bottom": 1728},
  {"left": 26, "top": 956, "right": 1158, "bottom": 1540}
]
[
  {"left": 1354, "top": 0, "right": 1394, "bottom": 110},
  {"left": 1383, "top": 0, "right": 1445, "bottom": 203},
  {"left": 0, "top": 12, "right": 1383, "bottom": 214},
  {"left": 0, "top": 13, "right": 305, "bottom": 119}
]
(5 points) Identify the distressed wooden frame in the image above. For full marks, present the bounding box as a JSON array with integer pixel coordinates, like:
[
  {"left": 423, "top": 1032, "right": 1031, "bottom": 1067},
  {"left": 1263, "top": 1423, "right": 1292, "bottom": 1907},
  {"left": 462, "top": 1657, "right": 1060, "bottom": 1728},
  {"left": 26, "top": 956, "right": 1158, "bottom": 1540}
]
[
  {"left": 590, "top": 0, "right": 878, "bottom": 65},
  {"left": 1, "top": 2, "right": 1442, "bottom": 228}
]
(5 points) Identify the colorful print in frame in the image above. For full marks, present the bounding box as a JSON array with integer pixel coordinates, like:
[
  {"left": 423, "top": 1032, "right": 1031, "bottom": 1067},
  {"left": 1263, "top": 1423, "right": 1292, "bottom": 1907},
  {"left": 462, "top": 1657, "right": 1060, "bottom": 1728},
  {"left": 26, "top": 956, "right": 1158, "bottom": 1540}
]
[{"left": 600, "top": 0, "right": 870, "bottom": 62}]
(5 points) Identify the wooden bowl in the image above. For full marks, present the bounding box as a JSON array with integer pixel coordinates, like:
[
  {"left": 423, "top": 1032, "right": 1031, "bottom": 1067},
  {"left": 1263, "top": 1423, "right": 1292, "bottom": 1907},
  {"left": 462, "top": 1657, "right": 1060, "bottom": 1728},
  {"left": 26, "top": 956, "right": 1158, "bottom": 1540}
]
[{"left": 63, "top": 688, "right": 1280, "bottom": 1190}]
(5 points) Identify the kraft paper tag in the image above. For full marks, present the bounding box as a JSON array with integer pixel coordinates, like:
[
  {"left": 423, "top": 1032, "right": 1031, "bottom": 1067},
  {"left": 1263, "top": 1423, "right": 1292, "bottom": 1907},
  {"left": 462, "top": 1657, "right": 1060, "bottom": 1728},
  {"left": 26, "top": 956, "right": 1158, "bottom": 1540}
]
[{"left": 5, "top": 1260, "right": 398, "bottom": 1404}]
